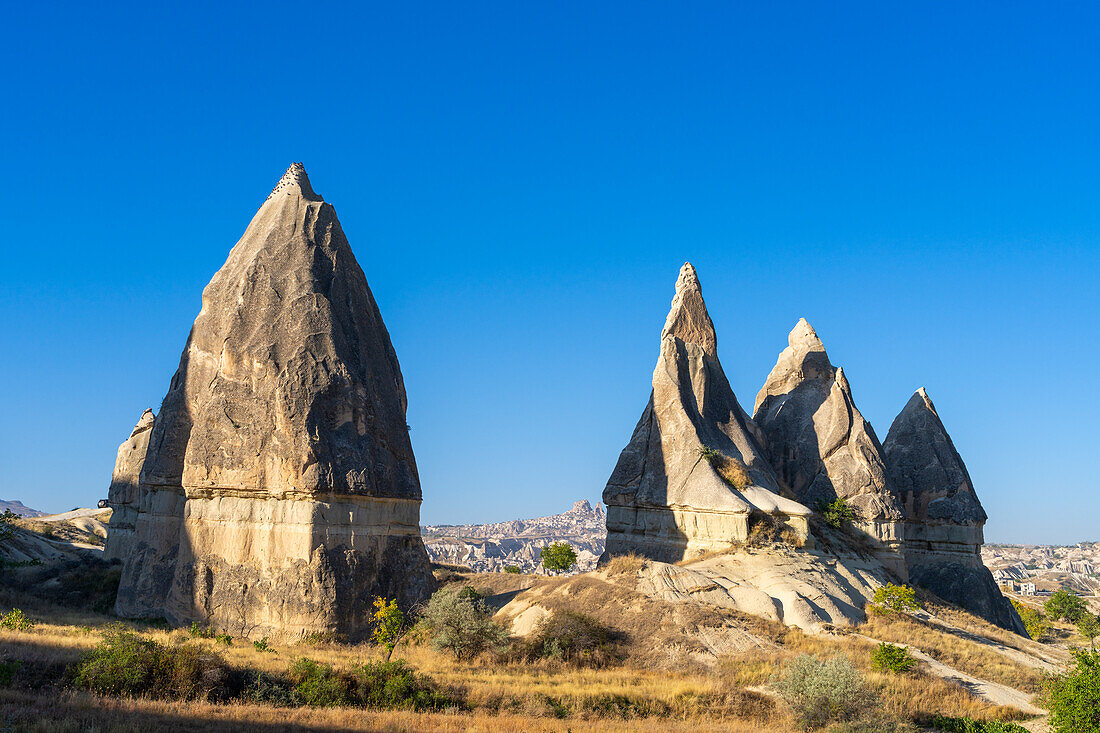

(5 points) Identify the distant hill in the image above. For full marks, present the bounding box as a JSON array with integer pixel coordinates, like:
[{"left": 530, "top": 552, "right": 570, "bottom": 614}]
[
  {"left": 0, "top": 500, "right": 46, "bottom": 518},
  {"left": 421, "top": 500, "right": 605, "bottom": 573}
]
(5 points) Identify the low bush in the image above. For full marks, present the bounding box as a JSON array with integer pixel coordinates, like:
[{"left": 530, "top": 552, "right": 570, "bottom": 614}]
[
  {"left": 420, "top": 586, "right": 510, "bottom": 660},
  {"left": 73, "top": 630, "right": 230, "bottom": 701},
  {"left": 1010, "top": 599, "right": 1049, "bottom": 641},
  {"left": 189, "top": 622, "right": 214, "bottom": 639},
  {"left": 242, "top": 670, "right": 299, "bottom": 706},
  {"left": 870, "top": 642, "right": 916, "bottom": 673},
  {"left": 214, "top": 632, "right": 233, "bottom": 646},
  {"left": 286, "top": 657, "right": 456, "bottom": 711},
  {"left": 0, "top": 608, "right": 34, "bottom": 631},
  {"left": 252, "top": 637, "right": 273, "bottom": 653},
  {"left": 772, "top": 654, "right": 876, "bottom": 729},
  {"left": 287, "top": 658, "right": 349, "bottom": 707},
  {"left": 872, "top": 583, "right": 920, "bottom": 613},
  {"left": 0, "top": 660, "right": 20, "bottom": 687},
  {"left": 1046, "top": 648, "right": 1100, "bottom": 733},
  {"left": 503, "top": 565, "right": 522, "bottom": 574},
  {"left": 526, "top": 611, "right": 617, "bottom": 667},
  {"left": 929, "top": 716, "right": 1028, "bottom": 732}
]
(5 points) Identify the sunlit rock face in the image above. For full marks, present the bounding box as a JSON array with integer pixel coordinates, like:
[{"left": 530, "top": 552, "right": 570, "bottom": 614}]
[
  {"left": 114, "top": 164, "right": 434, "bottom": 640},
  {"left": 601, "top": 264, "right": 811, "bottom": 563},
  {"left": 753, "top": 319, "right": 907, "bottom": 578},
  {"left": 883, "top": 388, "right": 1025, "bottom": 634},
  {"left": 103, "top": 409, "right": 155, "bottom": 562}
]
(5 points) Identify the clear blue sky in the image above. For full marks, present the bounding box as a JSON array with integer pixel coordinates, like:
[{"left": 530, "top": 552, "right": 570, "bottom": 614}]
[{"left": 1, "top": 3, "right": 1096, "bottom": 544}]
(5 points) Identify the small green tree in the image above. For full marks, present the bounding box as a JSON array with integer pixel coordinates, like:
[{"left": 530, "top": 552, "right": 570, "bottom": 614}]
[
  {"left": 872, "top": 583, "right": 920, "bottom": 613},
  {"left": 1078, "top": 614, "right": 1100, "bottom": 652},
  {"left": 1046, "top": 649, "right": 1100, "bottom": 733},
  {"left": 870, "top": 642, "right": 916, "bottom": 674},
  {"left": 371, "top": 597, "right": 409, "bottom": 662},
  {"left": 820, "top": 498, "right": 855, "bottom": 529},
  {"left": 0, "top": 510, "right": 19, "bottom": 542},
  {"left": 1011, "top": 599, "right": 1050, "bottom": 641},
  {"left": 1046, "top": 590, "right": 1088, "bottom": 623},
  {"left": 540, "top": 542, "right": 577, "bottom": 575},
  {"left": 503, "top": 565, "right": 521, "bottom": 574}
]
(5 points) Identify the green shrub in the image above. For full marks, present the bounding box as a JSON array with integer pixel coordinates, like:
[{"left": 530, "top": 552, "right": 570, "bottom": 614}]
[
  {"left": 870, "top": 642, "right": 916, "bottom": 674},
  {"left": 74, "top": 630, "right": 229, "bottom": 700},
  {"left": 929, "top": 716, "right": 1028, "bottom": 732},
  {"left": 348, "top": 660, "right": 455, "bottom": 711},
  {"left": 1078, "top": 614, "right": 1100, "bottom": 650},
  {"left": 821, "top": 498, "right": 856, "bottom": 529},
  {"left": 287, "top": 658, "right": 350, "bottom": 707},
  {"left": 420, "top": 586, "right": 510, "bottom": 660},
  {"left": 0, "top": 510, "right": 18, "bottom": 542},
  {"left": 1046, "top": 590, "right": 1088, "bottom": 624},
  {"left": 214, "top": 632, "right": 233, "bottom": 646},
  {"left": 872, "top": 583, "right": 920, "bottom": 613},
  {"left": 253, "top": 637, "right": 273, "bottom": 653},
  {"left": 188, "top": 622, "right": 214, "bottom": 639},
  {"left": 540, "top": 542, "right": 577, "bottom": 574},
  {"left": 0, "top": 660, "right": 20, "bottom": 687},
  {"left": 503, "top": 565, "right": 522, "bottom": 574},
  {"left": 243, "top": 671, "right": 300, "bottom": 706},
  {"left": 1010, "top": 599, "right": 1049, "bottom": 641},
  {"left": 0, "top": 608, "right": 34, "bottom": 631},
  {"left": 527, "top": 611, "right": 616, "bottom": 667},
  {"left": 1046, "top": 648, "right": 1100, "bottom": 733},
  {"left": 772, "top": 654, "right": 876, "bottom": 729}
]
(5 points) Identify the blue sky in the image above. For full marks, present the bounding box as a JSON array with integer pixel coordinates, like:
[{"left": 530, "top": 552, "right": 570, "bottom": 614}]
[{"left": 1, "top": 3, "right": 1097, "bottom": 543}]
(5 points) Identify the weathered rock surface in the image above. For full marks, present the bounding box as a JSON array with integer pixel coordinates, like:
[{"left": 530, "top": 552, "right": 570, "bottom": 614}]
[
  {"left": 884, "top": 388, "right": 1025, "bottom": 634},
  {"left": 115, "top": 164, "right": 434, "bottom": 640},
  {"left": 753, "top": 319, "right": 906, "bottom": 576},
  {"left": 602, "top": 264, "right": 811, "bottom": 563},
  {"left": 103, "top": 409, "right": 154, "bottom": 561}
]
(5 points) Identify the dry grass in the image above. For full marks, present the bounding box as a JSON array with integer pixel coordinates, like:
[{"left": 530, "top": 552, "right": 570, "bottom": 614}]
[
  {"left": 603, "top": 553, "right": 646, "bottom": 576},
  {"left": 713, "top": 454, "right": 752, "bottom": 491}
]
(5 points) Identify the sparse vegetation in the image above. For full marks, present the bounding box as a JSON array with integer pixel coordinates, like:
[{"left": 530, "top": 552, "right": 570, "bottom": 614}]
[
  {"left": 371, "top": 596, "right": 409, "bottom": 662},
  {"left": 929, "top": 716, "right": 1028, "bottom": 732},
  {"left": 525, "top": 611, "right": 617, "bottom": 667},
  {"left": 253, "top": 637, "right": 274, "bottom": 653},
  {"left": 871, "top": 642, "right": 916, "bottom": 673},
  {"left": 604, "top": 552, "right": 646, "bottom": 575},
  {"left": 503, "top": 565, "right": 521, "bottom": 574},
  {"left": 0, "top": 608, "right": 34, "bottom": 631},
  {"left": 0, "top": 509, "right": 18, "bottom": 542},
  {"left": 772, "top": 654, "right": 877, "bottom": 729},
  {"left": 872, "top": 583, "right": 920, "bottom": 613},
  {"left": 419, "top": 586, "right": 510, "bottom": 660},
  {"left": 214, "top": 631, "right": 233, "bottom": 646},
  {"left": 1045, "top": 589, "right": 1088, "bottom": 624},
  {"left": 0, "top": 660, "right": 20, "bottom": 687},
  {"left": 698, "top": 446, "right": 752, "bottom": 490},
  {"left": 821, "top": 497, "right": 856, "bottom": 529},
  {"left": 1045, "top": 648, "right": 1100, "bottom": 733},
  {"left": 539, "top": 542, "right": 577, "bottom": 574},
  {"left": 286, "top": 657, "right": 456, "bottom": 711},
  {"left": 188, "top": 621, "right": 214, "bottom": 639}
]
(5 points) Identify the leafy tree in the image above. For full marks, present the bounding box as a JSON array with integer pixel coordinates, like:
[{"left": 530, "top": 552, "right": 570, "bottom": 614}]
[
  {"left": 0, "top": 510, "right": 18, "bottom": 542},
  {"left": 371, "top": 597, "right": 409, "bottom": 662},
  {"left": 420, "top": 586, "right": 509, "bottom": 660},
  {"left": 540, "top": 542, "right": 577, "bottom": 575},
  {"left": 820, "top": 498, "right": 855, "bottom": 529},
  {"left": 1078, "top": 614, "right": 1100, "bottom": 652},
  {"left": 1046, "top": 649, "right": 1100, "bottom": 733},
  {"left": 1046, "top": 590, "right": 1088, "bottom": 623},
  {"left": 1011, "top": 599, "right": 1049, "bottom": 641},
  {"left": 872, "top": 583, "right": 920, "bottom": 613},
  {"left": 871, "top": 642, "right": 916, "bottom": 673}
]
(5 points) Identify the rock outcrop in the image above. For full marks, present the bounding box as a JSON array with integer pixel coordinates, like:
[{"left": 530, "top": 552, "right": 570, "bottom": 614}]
[
  {"left": 753, "top": 319, "right": 907, "bottom": 576},
  {"left": 602, "top": 264, "right": 811, "bottom": 563},
  {"left": 104, "top": 409, "right": 155, "bottom": 561},
  {"left": 884, "top": 388, "right": 1025, "bottom": 634},
  {"left": 114, "top": 164, "right": 434, "bottom": 641}
]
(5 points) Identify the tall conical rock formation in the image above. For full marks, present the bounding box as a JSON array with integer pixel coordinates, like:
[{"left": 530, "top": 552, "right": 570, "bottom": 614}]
[
  {"left": 114, "top": 164, "right": 434, "bottom": 640},
  {"left": 103, "top": 409, "right": 155, "bottom": 561},
  {"left": 753, "top": 319, "right": 907, "bottom": 576},
  {"left": 884, "top": 388, "right": 1025, "bottom": 634},
  {"left": 602, "top": 264, "right": 811, "bottom": 563}
]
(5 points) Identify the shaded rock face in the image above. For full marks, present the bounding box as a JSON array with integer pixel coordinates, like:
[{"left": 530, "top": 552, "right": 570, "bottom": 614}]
[
  {"left": 115, "top": 164, "right": 434, "bottom": 640},
  {"left": 602, "top": 264, "right": 811, "bottom": 563},
  {"left": 104, "top": 409, "right": 155, "bottom": 561},
  {"left": 884, "top": 388, "right": 1025, "bottom": 634},
  {"left": 753, "top": 319, "right": 906, "bottom": 577}
]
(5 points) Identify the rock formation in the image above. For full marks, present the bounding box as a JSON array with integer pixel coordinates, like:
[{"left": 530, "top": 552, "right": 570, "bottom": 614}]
[
  {"left": 884, "top": 388, "right": 1025, "bottom": 634},
  {"left": 753, "top": 319, "right": 907, "bottom": 576},
  {"left": 602, "top": 264, "right": 811, "bottom": 563},
  {"left": 114, "top": 163, "right": 434, "bottom": 641},
  {"left": 103, "top": 409, "right": 155, "bottom": 561}
]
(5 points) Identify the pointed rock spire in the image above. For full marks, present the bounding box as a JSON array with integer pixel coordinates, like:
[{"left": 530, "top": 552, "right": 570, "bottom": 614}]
[
  {"left": 602, "top": 265, "right": 809, "bottom": 563},
  {"left": 884, "top": 389, "right": 1023, "bottom": 635},
  {"left": 115, "top": 164, "right": 433, "bottom": 639},
  {"left": 753, "top": 319, "right": 906, "bottom": 575},
  {"left": 103, "top": 409, "right": 155, "bottom": 562}
]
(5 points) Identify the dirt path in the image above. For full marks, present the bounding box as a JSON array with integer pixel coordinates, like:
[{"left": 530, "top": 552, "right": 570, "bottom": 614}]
[{"left": 853, "top": 633, "right": 1043, "bottom": 714}]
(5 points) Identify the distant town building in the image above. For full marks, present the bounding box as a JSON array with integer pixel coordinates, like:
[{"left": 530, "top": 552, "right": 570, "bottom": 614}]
[{"left": 1021, "top": 582, "right": 1036, "bottom": 596}]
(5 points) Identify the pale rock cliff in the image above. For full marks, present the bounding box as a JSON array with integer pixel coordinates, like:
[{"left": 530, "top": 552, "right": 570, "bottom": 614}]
[{"left": 103, "top": 409, "right": 154, "bottom": 561}]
